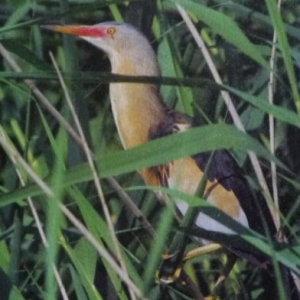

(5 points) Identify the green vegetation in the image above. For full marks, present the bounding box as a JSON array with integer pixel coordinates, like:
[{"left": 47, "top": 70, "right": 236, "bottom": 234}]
[{"left": 0, "top": 0, "right": 300, "bottom": 299}]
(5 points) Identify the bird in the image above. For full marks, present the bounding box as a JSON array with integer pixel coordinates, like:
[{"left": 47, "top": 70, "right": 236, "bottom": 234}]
[{"left": 43, "top": 22, "right": 275, "bottom": 299}]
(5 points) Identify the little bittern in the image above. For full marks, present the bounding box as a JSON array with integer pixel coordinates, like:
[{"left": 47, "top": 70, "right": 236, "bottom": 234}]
[{"left": 44, "top": 22, "right": 276, "bottom": 299}]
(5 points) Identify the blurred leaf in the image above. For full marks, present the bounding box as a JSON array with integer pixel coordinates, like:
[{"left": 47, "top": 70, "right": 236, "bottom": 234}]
[
  {"left": 227, "top": 86, "right": 300, "bottom": 128},
  {"left": 61, "top": 236, "right": 104, "bottom": 300},
  {"left": 69, "top": 187, "right": 134, "bottom": 300},
  {"left": 73, "top": 239, "right": 97, "bottom": 284},
  {"left": 0, "top": 240, "right": 10, "bottom": 272},
  {"left": 170, "top": 0, "right": 269, "bottom": 68},
  {"left": 0, "top": 124, "right": 283, "bottom": 206},
  {"left": 241, "top": 106, "right": 265, "bottom": 131},
  {"left": 142, "top": 205, "right": 174, "bottom": 292},
  {"left": 69, "top": 264, "right": 89, "bottom": 300},
  {"left": 1, "top": 40, "right": 52, "bottom": 71},
  {"left": 158, "top": 36, "right": 194, "bottom": 114},
  {"left": 5, "top": 2, "right": 32, "bottom": 26}
]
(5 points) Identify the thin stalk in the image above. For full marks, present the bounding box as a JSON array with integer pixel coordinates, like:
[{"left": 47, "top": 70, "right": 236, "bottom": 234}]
[{"left": 268, "top": 0, "right": 281, "bottom": 231}]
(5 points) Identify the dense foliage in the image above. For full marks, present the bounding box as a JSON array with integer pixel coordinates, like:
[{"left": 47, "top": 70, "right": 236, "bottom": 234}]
[{"left": 0, "top": 0, "right": 300, "bottom": 299}]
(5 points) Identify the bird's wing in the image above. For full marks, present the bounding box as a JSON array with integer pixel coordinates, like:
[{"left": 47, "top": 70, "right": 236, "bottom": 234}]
[{"left": 146, "top": 110, "right": 272, "bottom": 235}]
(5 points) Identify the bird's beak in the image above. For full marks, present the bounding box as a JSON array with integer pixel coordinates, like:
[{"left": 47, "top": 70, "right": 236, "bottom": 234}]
[{"left": 42, "top": 25, "right": 106, "bottom": 38}]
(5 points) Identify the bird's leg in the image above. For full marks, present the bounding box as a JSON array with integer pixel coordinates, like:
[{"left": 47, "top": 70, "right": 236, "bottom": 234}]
[
  {"left": 157, "top": 252, "right": 206, "bottom": 300},
  {"left": 157, "top": 243, "right": 222, "bottom": 284},
  {"left": 179, "top": 270, "right": 206, "bottom": 300},
  {"left": 157, "top": 244, "right": 237, "bottom": 299},
  {"left": 210, "top": 253, "right": 237, "bottom": 298},
  {"left": 156, "top": 251, "right": 185, "bottom": 284},
  {"left": 183, "top": 245, "right": 237, "bottom": 299},
  {"left": 157, "top": 244, "right": 222, "bottom": 299}
]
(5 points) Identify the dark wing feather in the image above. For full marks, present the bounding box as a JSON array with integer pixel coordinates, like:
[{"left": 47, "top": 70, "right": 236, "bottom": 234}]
[
  {"left": 191, "top": 117, "right": 275, "bottom": 236},
  {"left": 193, "top": 150, "right": 264, "bottom": 234}
]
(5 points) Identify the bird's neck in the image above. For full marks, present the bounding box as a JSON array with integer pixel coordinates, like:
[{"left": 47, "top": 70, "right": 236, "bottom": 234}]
[{"left": 109, "top": 55, "right": 166, "bottom": 149}]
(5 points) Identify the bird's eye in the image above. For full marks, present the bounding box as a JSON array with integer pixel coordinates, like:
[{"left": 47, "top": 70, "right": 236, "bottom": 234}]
[{"left": 107, "top": 27, "right": 116, "bottom": 36}]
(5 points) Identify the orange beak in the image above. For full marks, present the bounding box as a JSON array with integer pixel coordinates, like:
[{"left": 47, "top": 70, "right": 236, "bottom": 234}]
[{"left": 42, "top": 25, "right": 107, "bottom": 38}]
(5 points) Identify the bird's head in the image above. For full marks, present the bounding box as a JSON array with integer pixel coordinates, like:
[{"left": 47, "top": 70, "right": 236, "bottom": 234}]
[{"left": 43, "top": 22, "right": 160, "bottom": 75}]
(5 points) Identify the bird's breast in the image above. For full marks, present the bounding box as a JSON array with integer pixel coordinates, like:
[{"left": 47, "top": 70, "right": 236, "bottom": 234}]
[{"left": 109, "top": 83, "right": 166, "bottom": 149}]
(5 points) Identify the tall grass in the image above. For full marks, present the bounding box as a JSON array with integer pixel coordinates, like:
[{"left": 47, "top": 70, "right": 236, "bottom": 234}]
[{"left": 0, "top": 0, "right": 300, "bottom": 299}]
